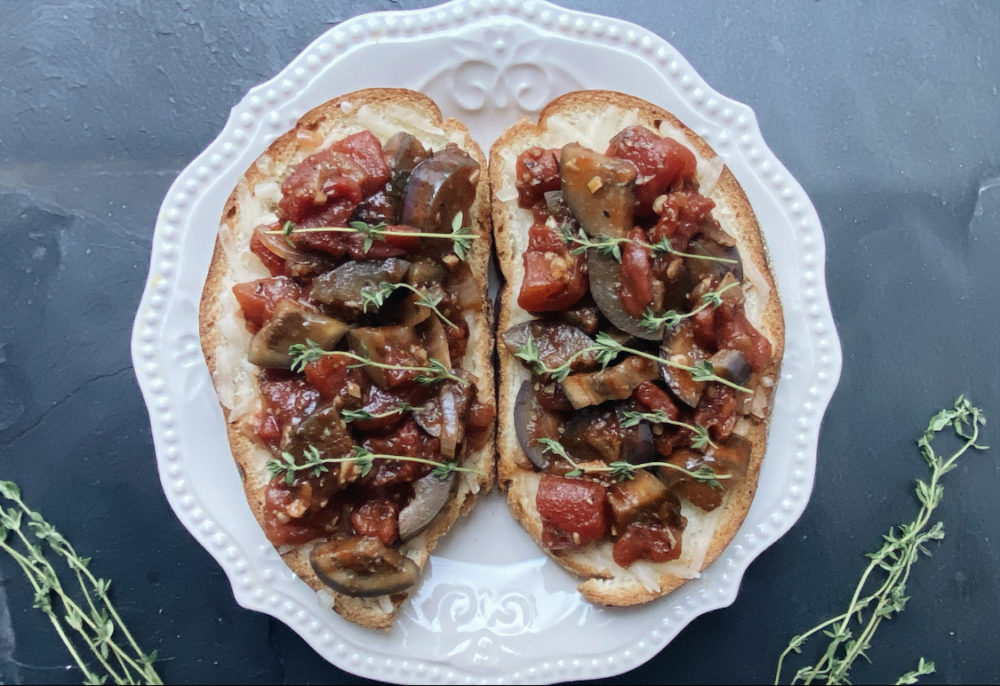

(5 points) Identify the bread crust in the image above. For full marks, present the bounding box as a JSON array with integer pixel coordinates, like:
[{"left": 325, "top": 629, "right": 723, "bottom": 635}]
[
  {"left": 199, "top": 89, "right": 494, "bottom": 629},
  {"left": 490, "top": 90, "right": 784, "bottom": 605}
]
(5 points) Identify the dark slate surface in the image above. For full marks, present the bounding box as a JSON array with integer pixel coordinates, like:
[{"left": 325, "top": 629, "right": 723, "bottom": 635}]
[{"left": 1, "top": 1, "right": 998, "bottom": 684}]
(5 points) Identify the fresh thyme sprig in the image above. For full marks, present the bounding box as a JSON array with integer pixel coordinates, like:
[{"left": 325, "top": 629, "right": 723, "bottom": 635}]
[
  {"left": 360, "top": 281, "right": 457, "bottom": 329},
  {"left": 620, "top": 409, "right": 718, "bottom": 450},
  {"left": 536, "top": 439, "right": 730, "bottom": 488},
  {"left": 774, "top": 396, "right": 989, "bottom": 685},
  {"left": 341, "top": 402, "right": 419, "bottom": 425},
  {"left": 270, "top": 211, "right": 476, "bottom": 259},
  {"left": 267, "top": 444, "right": 485, "bottom": 486},
  {"left": 0, "top": 481, "right": 162, "bottom": 685},
  {"left": 558, "top": 223, "right": 737, "bottom": 265},
  {"left": 288, "top": 339, "right": 465, "bottom": 385},
  {"left": 640, "top": 279, "right": 741, "bottom": 332},
  {"left": 513, "top": 332, "right": 750, "bottom": 393}
]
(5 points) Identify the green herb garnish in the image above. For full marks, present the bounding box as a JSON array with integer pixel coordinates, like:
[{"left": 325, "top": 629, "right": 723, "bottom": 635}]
[
  {"left": 267, "top": 444, "right": 485, "bottom": 486},
  {"left": 774, "top": 396, "right": 989, "bottom": 685},
  {"left": 536, "top": 438, "right": 729, "bottom": 488},
  {"left": 269, "top": 212, "right": 476, "bottom": 260},
  {"left": 360, "top": 281, "right": 458, "bottom": 329},
  {"left": 0, "top": 481, "right": 162, "bottom": 685}
]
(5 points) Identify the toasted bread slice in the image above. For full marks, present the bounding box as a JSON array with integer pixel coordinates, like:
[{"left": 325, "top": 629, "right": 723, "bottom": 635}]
[
  {"left": 491, "top": 90, "right": 784, "bottom": 605},
  {"left": 199, "top": 89, "right": 494, "bottom": 629}
]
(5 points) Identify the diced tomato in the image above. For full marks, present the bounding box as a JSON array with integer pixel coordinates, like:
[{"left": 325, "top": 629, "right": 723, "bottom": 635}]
[
  {"left": 515, "top": 147, "right": 561, "bottom": 208},
  {"left": 526, "top": 220, "right": 566, "bottom": 252},
  {"left": 262, "top": 480, "right": 337, "bottom": 546},
  {"left": 612, "top": 520, "right": 683, "bottom": 567},
  {"left": 651, "top": 190, "right": 716, "bottom": 252},
  {"left": 632, "top": 381, "right": 680, "bottom": 420},
  {"left": 249, "top": 225, "right": 288, "bottom": 276},
  {"left": 445, "top": 316, "right": 470, "bottom": 362},
  {"left": 278, "top": 147, "right": 366, "bottom": 226},
  {"left": 536, "top": 474, "right": 609, "bottom": 551},
  {"left": 517, "top": 223, "right": 588, "bottom": 312},
  {"left": 693, "top": 384, "right": 739, "bottom": 443},
  {"left": 330, "top": 131, "right": 391, "bottom": 197},
  {"left": 302, "top": 354, "right": 363, "bottom": 403},
  {"left": 350, "top": 498, "right": 400, "bottom": 545},
  {"left": 691, "top": 307, "right": 717, "bottom": 349},
  {"left": 256, "top": 375, "right": 321, "bottom": 442},
  {"left": 232, "top": 276, "right": 302, "bottom": 331},
  {"left": 714, "top": 303, "right": 773, "bottom": 372},
  {"left": 351, "top": 386, "right": 411, "bottom": 432},
  {"left": 606, "top": 126, "right": 697, "bottom": 216},
  {"left": 619, "top": 226, "right": 653, "bottom": 318},
  {"left": 465, "top": 398, "right": 496, "bottom": 429},
  {"left": 361, "top": 419, "right": 439, "bottom": 488}
]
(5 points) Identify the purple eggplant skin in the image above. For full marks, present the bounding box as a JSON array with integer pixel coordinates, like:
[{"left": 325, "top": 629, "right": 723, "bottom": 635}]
[
  {"left": 514, "top": 381, "right": 564, "bottom": 471},
  {"left": 309, "top": 536, "right": 419, "bottom": 598},
  {"left": 398, "top": 472, "right": 455, "bottom": 541},
  {"left": 587, "top": 249, "right": 661, "bottom": 341},
  {"left": 400, "top": 144, "right": 479, "bottom": 234},
  {"left": 311, "top": 258, "right": 411, "bottom": 315},
  {"left": 709, "top": 349, "right": 751, "bottom": 387},
  {"left": 617, "top": 404, "right": 654, "bottom": 466}
]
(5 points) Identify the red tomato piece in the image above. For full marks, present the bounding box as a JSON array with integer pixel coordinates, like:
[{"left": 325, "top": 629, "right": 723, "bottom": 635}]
[
  {"left": 632, "top": 381, "right": 680, "bottom": 420},
  {"left": 693, "top": 383, "right": 739, "bottom": 443},
  {"left": 619, "top": 226, "right": 653, "bottom": 318},
  {"left": 330, "top": 131, "right": 391, "bottom": 197},
  {"left": 232, "top": 276, "right": 302, "bottom": 331},
  {"left": 515, "top": 147, "right": 561, "bottom": 208},
  {"left": 651, "top": 190, "right": 716, "bottom": 252},
  {"left": 714, "top": 303, "right": 773, "bottom": 372},
  {"left": 257, "top": 375, "right": 321, "bottom": 438},
  {"left": 278, "top": 148, "right": 366, "bottom": 226},
  {"left": 612, "top": 520, "right": 683, "bottom": 567},
  {"left": 350, "top": 498, "right": 400, "bottom": 545},
  {"left": 607, "top": 126, "right": 697, "bottom": 216},
  {"left": 262, "top": 480, "right": 337, "bottom": 546},
  {"left": 536, "top": 474, "right": 609, "bottom": 551},
  {"left": 517, "top": 223, "right": 588, "bottom": 312}
]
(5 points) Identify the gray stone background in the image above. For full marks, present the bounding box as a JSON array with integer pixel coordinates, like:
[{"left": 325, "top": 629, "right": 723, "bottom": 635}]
[{"left": 1, "top": 1, "right": 998, "bottom": 684}]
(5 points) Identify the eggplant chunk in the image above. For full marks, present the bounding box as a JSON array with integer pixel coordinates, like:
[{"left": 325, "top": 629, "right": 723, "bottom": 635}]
[
  {"left": 501, "top": 321, "right": 600, "bottom": 375},
  {"left": 309, "top": 536, "right": 419, "bottom": 597},
  {"left": 513, "top": 381, "right": 562, "bottom": 471},
  {"left": 709, "top": 349, "right": 751, "bottom": 387},
  {"left": 617, "top": 404, "right": 654, "bottom": 465},
  {"left": 401, "top": 144, "right": 480, "bottom": 234},
  {"left": 587, "top": 249, "right": 661, "bottom": 341},
  {"left": 398, "top": 472, "right": 454, "bottom": 540},
  {"left": 413, "top": 374, "right": 473, "bottom": 459},
  {"left": 560, "top": 142, "right": 636, "bottom": 239},
  {"left": 311, "top": 258, "right": 411, "bottom": 316},
  {"left": 561, "top": 356, "right": 659, "bottom": 409},
  {"left": 248, "top": 300, "right": 348, "bottom": 369},
  {"left": 687, "top": 238, "right": 743, "bottom": 284},
  {"left": 560, "top": 408, "right": 623, "bottom": 463},
  {"left": 660, "top": 320, "right": 708, "bottom": 408},
  {"left": 607, "top": 469, "right": 669, "bottom": 529},
  {"left": 280, "top": 405, "right": 360, "bottom": 491}
]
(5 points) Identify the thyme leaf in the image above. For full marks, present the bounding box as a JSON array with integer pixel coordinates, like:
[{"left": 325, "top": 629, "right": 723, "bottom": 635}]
[{"left": 774, "top": 396, "right": 989, "bottom": 685}]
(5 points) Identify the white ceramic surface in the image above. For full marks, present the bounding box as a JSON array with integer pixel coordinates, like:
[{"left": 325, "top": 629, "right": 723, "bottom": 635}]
[{"left": 130, "top": 1, "right": 842, "bottom": 683}]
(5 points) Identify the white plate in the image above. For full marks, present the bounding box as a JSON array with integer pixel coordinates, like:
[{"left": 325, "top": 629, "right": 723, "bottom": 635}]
[{"left": 131, "top": 0, "right": 841, "bottom": 683}]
